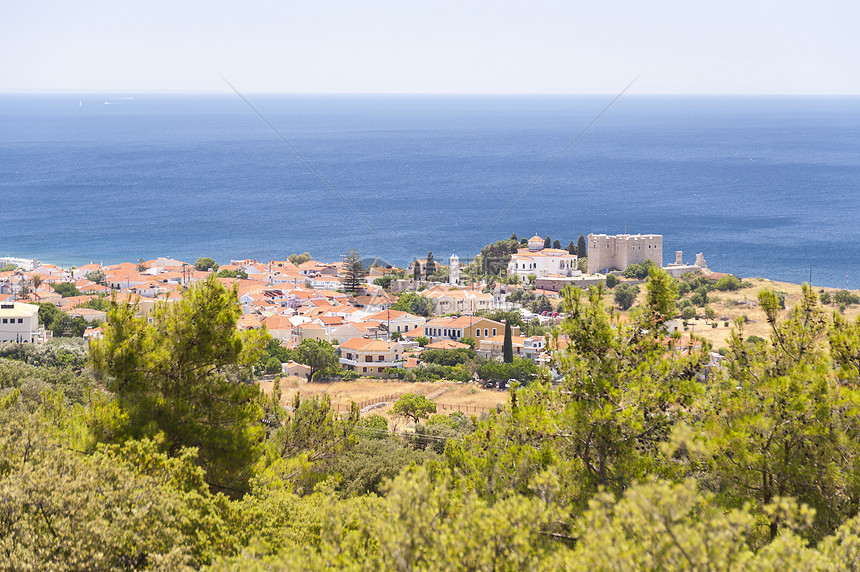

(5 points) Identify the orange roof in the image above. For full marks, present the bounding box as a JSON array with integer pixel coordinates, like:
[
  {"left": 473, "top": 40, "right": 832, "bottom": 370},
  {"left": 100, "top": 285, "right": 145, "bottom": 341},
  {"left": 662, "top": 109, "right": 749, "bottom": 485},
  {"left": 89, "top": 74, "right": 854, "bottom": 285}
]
[
  {"left": 424, "top": 339, "right": 470, "bottom": 350},
  {"left": 340, "top": 338, "right": 399, "bottom": 351}
]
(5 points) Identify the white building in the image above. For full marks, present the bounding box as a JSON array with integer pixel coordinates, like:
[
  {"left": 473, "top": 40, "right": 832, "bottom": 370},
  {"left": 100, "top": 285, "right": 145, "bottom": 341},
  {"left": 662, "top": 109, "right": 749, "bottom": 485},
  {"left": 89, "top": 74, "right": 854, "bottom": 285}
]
[
  {"left": 507, "top": 235, "right": 580, "bottom": 283},
  {"left": 0, "top": 302, "right": 41, "bottom": 343},
  {"left": 449, "top": 254, "right": 460, "bottom": 285}
]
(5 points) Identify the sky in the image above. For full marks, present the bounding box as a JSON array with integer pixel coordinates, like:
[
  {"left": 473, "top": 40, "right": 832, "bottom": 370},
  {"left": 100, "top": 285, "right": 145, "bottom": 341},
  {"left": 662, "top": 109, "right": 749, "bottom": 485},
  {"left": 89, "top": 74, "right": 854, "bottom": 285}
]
[{"left": 1, "top": 0, "right": 858, "bottom": 94}]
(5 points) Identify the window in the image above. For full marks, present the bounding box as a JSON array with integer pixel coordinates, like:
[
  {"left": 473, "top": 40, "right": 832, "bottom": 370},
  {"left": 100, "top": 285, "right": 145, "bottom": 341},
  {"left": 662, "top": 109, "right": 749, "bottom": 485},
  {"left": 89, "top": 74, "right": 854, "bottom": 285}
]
[
  {"left": 17, "top": 319, "right": 22, "bottom": 324},
  {"left": 492, "top": 328, "right": 497, "bottom": 336},
  {"left": 484, "top": 328, "right": 488, "bottom": 337},
  {"left": 362, "top": 367, "right": 367, "bottom": 373},
  {"left": 378, "top": 355, "right": 384, "bottom": 362},
  {"left": 1, "top": 319, "right": 6, "bottom": 324}
]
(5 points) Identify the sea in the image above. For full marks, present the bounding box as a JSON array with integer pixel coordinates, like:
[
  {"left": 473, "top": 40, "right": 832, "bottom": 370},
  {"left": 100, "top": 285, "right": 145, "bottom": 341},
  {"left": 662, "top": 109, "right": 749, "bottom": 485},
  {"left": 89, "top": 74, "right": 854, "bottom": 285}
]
[{"left": 1, "top": 94, "right": 858, "bottom": 288}]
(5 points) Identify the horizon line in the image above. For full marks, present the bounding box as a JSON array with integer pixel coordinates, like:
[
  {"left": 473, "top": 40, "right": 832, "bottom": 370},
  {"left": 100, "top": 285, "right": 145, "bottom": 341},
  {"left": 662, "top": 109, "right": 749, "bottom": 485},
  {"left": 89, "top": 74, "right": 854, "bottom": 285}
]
[{"left": 2, "top": 89, "right": 860, "bottom": 97}]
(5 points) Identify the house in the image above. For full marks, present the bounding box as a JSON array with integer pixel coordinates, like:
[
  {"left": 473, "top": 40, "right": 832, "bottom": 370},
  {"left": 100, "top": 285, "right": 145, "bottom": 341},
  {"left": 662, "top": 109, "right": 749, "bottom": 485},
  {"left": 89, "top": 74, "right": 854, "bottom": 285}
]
[
  {"left": 0, "top": 302, "right": 41, "bottom": 343},
  {"left": 421, "top": 316, "right": 520, "bottom": 343},
  {"left": 282, "top": 360, "right": 312, "bottom": 379},
  {"left": 66, "top": 307, "right": 107, "bottom": 323},
  {"left": 420, "top": 285, "right": 494, "bottom": 315},
  {"left": 523, "top": 336, "right": 547, "bottom": 363},
  {"left": 477, "top": 334, "right": 527, "bottom": 360},
  {"left": 339, "top": 338, "right": 404, "bottom": 376},
  {"left": 363, "top": 310, "right": 427, "bottom": 335}
]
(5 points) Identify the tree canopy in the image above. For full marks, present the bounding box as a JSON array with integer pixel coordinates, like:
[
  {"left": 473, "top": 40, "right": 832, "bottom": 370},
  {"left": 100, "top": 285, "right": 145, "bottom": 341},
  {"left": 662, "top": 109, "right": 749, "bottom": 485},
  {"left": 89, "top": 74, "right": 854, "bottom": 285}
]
[{"left": 89, "top": 275, "right": 268, "bottom": 490}]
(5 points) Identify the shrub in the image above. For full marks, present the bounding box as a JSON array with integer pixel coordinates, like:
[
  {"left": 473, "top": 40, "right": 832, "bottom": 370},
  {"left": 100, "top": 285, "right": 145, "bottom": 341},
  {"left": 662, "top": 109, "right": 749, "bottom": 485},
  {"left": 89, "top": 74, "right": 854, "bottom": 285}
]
[
  {"left": 613, "top": 283, "right": 639, "bottom": 310},
  {"left": 623, "top": 260, "right": 655, "bottom": 280},
  {"left": 834, "top": 290, "right": 860, "bottom": 306},
  {"left": 605, "top": 274, "right": 619, "bottom": 288},
  {"left": 715, "top": 275, "right": 741, "bottom": 291}
]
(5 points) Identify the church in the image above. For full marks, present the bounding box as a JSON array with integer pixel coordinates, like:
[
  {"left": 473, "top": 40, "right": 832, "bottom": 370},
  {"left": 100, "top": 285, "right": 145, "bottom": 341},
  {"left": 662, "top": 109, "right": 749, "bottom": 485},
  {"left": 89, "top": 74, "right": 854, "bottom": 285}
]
[{"left": 507, "top": 235, "right": 581, "bottom": 283}]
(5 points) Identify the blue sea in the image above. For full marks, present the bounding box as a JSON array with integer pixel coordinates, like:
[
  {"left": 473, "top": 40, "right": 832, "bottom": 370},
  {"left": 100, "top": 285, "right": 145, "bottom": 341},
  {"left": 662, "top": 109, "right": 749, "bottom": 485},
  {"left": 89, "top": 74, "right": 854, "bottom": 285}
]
[{"left": 1, "top": 94, "right": 859, "bottom": 288}]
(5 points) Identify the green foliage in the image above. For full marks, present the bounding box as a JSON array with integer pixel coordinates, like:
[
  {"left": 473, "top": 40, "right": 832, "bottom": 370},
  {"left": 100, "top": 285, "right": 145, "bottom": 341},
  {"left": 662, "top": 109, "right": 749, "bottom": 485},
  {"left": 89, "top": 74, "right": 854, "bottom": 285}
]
[
  {"left": 415, "top": 335, "right": 429, "bottom": 347},
  {"left": 0, "top": 263, "right": 16, "bottom": 272},
  {"left": 326, "top": 438, "right": 439, "bottom": 496},
  {"left": 342, "top": 249, "right": 366, "bottom": 294},
  {"left": 51, "top": 281, "right": 81, "bottom": 298},
  {"left": 288, "top": 252, "right": 312, "bottom": 266},
  {"left": 507, "top": 287, "right": 536, "bottom": 304},
  {"left": 834, "top": 289, "right": 860, "bottom": 306},
  {"left": 503, "top": 321, "right": 514, "bottom": 363},
  {"left": 613, "top": 282, "right": 639, "bottom": 310},
  {"left": 392, "top": 393, "right": 437, "bottom": 424},
  {"left": 622, "top": 259, "right": 655, "bottom": 279},
  {"left": 391, "top": 292, "right": 434, "bottom": 317},
  {"left": 420, "top": 347, "right": 476, "bottom": 366},
  {"left": 294, "top": 338, "right": 339, "bottom": 381},
  {"left": 577, "top": 234, "right": 587, "bottom": 258},
  {"left": 264, "top": 357, "right": 282, "bottom": 374},
  {"left": 216, "top": 268, "right": 249, "bottom": 279},
  {"left": 0, "top": 401, "right": 234, "bottom": 569},
  {"left": 194, "top": 256, "right": 219, "bottom": 271},
  {"left": 528, "top": 295, "right": 552, "bottom": 314},
  {"left": 267, "top": 393, "right": 359, "bottom": 493},
  {"left": 424, "top": 252, "right": 436, "bottom": 278},
  {"left": 681, "top": 306, "right": 696, "bottom": 320},
  {"left": 85, "top": 269, "right": 106, "bottom": 284},
  {"left": 477, "top": 356, "right": 538, "bottom": 385},
  {"left": 89, "top": 276, "right": 269, "bottom": 491},
  {"left": 604, "top": 273, "right": 619, "bottom": 288},
  {"left": 715, "top": 274, "right": 742, "bottom": 291},
  {"left": 476, "top": 308, "right": 525, "bottom": 329},
  {"left": 356, "top": 413, "right": 389, "bottom": 438}
]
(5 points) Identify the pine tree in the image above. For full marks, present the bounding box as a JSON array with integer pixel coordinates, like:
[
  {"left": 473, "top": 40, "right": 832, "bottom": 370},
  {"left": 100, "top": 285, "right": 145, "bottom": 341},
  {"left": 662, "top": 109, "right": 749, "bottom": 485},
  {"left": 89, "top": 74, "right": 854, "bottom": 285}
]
[
  {"left": 553, "top": 239, "right": 561, "bottom": 249},
  {"left": 343, "top": 249, "right": 366, "bottom": 294}
]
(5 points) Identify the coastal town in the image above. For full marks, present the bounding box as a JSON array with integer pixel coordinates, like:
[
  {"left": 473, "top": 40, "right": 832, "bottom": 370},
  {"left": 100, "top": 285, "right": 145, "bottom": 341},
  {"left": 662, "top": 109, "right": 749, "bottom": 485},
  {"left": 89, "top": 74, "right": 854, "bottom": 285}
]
[{"left": 0, "top": 232, "right": 762, "bottom": 392}]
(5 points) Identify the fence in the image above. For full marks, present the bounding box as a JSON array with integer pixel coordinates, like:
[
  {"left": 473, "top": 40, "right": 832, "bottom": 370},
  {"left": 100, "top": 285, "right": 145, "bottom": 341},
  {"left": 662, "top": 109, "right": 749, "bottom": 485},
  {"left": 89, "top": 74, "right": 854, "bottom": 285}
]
[{"left": 330, "top": 393, "right": 493, "bottom": 415}]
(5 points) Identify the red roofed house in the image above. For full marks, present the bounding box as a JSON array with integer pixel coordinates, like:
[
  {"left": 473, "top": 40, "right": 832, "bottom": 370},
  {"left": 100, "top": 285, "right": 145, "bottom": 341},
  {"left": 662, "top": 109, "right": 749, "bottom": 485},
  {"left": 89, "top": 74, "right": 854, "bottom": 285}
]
[{"left": 339, "top": 338, "right": 404, "bottom": 377}]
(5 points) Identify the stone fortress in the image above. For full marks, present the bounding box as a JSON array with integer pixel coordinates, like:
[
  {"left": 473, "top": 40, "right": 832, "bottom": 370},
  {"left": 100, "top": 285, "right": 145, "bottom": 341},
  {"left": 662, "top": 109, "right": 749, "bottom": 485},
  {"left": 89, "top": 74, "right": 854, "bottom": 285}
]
[
  {"left": 587, "top": 233, "right": 708, "bottom": 277},
  {"left": 587, "top": 233, "right": 663, "bottom": 275}
]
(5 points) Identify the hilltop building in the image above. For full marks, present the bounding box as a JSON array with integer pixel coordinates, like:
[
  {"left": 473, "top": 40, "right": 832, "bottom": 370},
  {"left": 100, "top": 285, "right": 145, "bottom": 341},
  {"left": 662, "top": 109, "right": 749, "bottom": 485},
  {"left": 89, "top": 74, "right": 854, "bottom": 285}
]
[
  {"left": 587, "top": 233, "right": 663, "bottom": 274},
  {"left": 507, "top": 235, "right": 580, "bottom": 283}
]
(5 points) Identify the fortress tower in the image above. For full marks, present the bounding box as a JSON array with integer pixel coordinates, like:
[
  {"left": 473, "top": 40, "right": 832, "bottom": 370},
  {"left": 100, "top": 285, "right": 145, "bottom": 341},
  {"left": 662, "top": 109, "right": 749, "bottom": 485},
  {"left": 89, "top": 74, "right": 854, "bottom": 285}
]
[{"left": 587, "top": 233, "right": 663, "bottom": 274}]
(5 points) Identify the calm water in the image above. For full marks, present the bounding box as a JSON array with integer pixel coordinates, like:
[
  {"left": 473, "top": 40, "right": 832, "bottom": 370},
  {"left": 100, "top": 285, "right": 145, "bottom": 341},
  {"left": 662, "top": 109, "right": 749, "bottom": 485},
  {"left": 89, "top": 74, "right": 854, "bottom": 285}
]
[{"left": 1, "top": 94, "right": 858, "bottom": 288}]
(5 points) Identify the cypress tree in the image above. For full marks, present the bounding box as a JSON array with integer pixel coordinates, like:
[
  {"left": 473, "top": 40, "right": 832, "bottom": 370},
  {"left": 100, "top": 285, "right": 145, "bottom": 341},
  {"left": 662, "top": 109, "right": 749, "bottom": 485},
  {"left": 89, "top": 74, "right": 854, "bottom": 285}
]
[
  {"left": 503, "top": 322, "right": 513, "bottom": 363},
  {"left": 413, "top": 261, "right": 421, "bottom": 281},
  {"left": 567, "top": 241, "right": 576, "bottom": 255},
  {"left": 544, "top": 236, "right": 551, "bottom": 249},
  {"left": 553, "top": 239, "right": 561, "bottom": 249},
  {"left": 577, "top": 234, "right": 587, "bottom": 258},
  {"left": 425, "top": 252, "right": 436, "bottom": 278}
]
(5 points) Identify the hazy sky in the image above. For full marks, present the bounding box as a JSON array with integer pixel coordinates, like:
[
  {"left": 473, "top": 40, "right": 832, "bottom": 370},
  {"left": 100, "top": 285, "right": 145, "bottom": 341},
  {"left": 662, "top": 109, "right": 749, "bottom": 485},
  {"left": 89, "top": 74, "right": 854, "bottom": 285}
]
[{"left": 2, "top": 0, "right": 857, "bottom": 94}]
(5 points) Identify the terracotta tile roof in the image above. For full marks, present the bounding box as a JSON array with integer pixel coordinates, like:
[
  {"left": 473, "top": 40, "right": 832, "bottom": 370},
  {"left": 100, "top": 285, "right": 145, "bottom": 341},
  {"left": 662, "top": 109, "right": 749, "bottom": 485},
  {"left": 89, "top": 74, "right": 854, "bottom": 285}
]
[
  {"left": 340, "top": 338, "right": 399, "bottom": 352},
  {"left": 424, "top": 339, "right": 470, "bottom": 350}
]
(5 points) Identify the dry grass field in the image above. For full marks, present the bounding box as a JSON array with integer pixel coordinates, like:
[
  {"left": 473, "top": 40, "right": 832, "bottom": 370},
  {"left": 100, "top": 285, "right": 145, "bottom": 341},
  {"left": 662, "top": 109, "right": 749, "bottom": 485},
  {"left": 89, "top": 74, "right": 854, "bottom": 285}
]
[
  {"left": 258, "top": 377, "right": 508, "bottom": 421},
  {"left": 626, "top": 276, "right": 860, "bottom": 350},
  {"left": 257, "top": 275, "right": 859, "bottom": 420}
]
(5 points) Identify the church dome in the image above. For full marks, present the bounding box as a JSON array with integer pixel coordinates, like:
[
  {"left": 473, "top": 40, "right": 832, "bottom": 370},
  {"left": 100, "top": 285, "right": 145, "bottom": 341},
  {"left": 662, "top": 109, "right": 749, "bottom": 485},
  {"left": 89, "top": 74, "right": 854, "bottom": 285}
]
[{"left": 528, "top": 235, "right": 544, "bottom": 251}]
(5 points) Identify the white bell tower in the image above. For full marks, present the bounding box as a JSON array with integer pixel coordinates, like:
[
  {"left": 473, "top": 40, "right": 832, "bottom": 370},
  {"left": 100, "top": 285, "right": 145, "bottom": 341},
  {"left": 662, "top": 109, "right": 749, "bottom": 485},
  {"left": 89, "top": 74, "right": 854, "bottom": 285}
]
[{"left": 449, "top": 253, "right": 460, "bottom": 285}]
